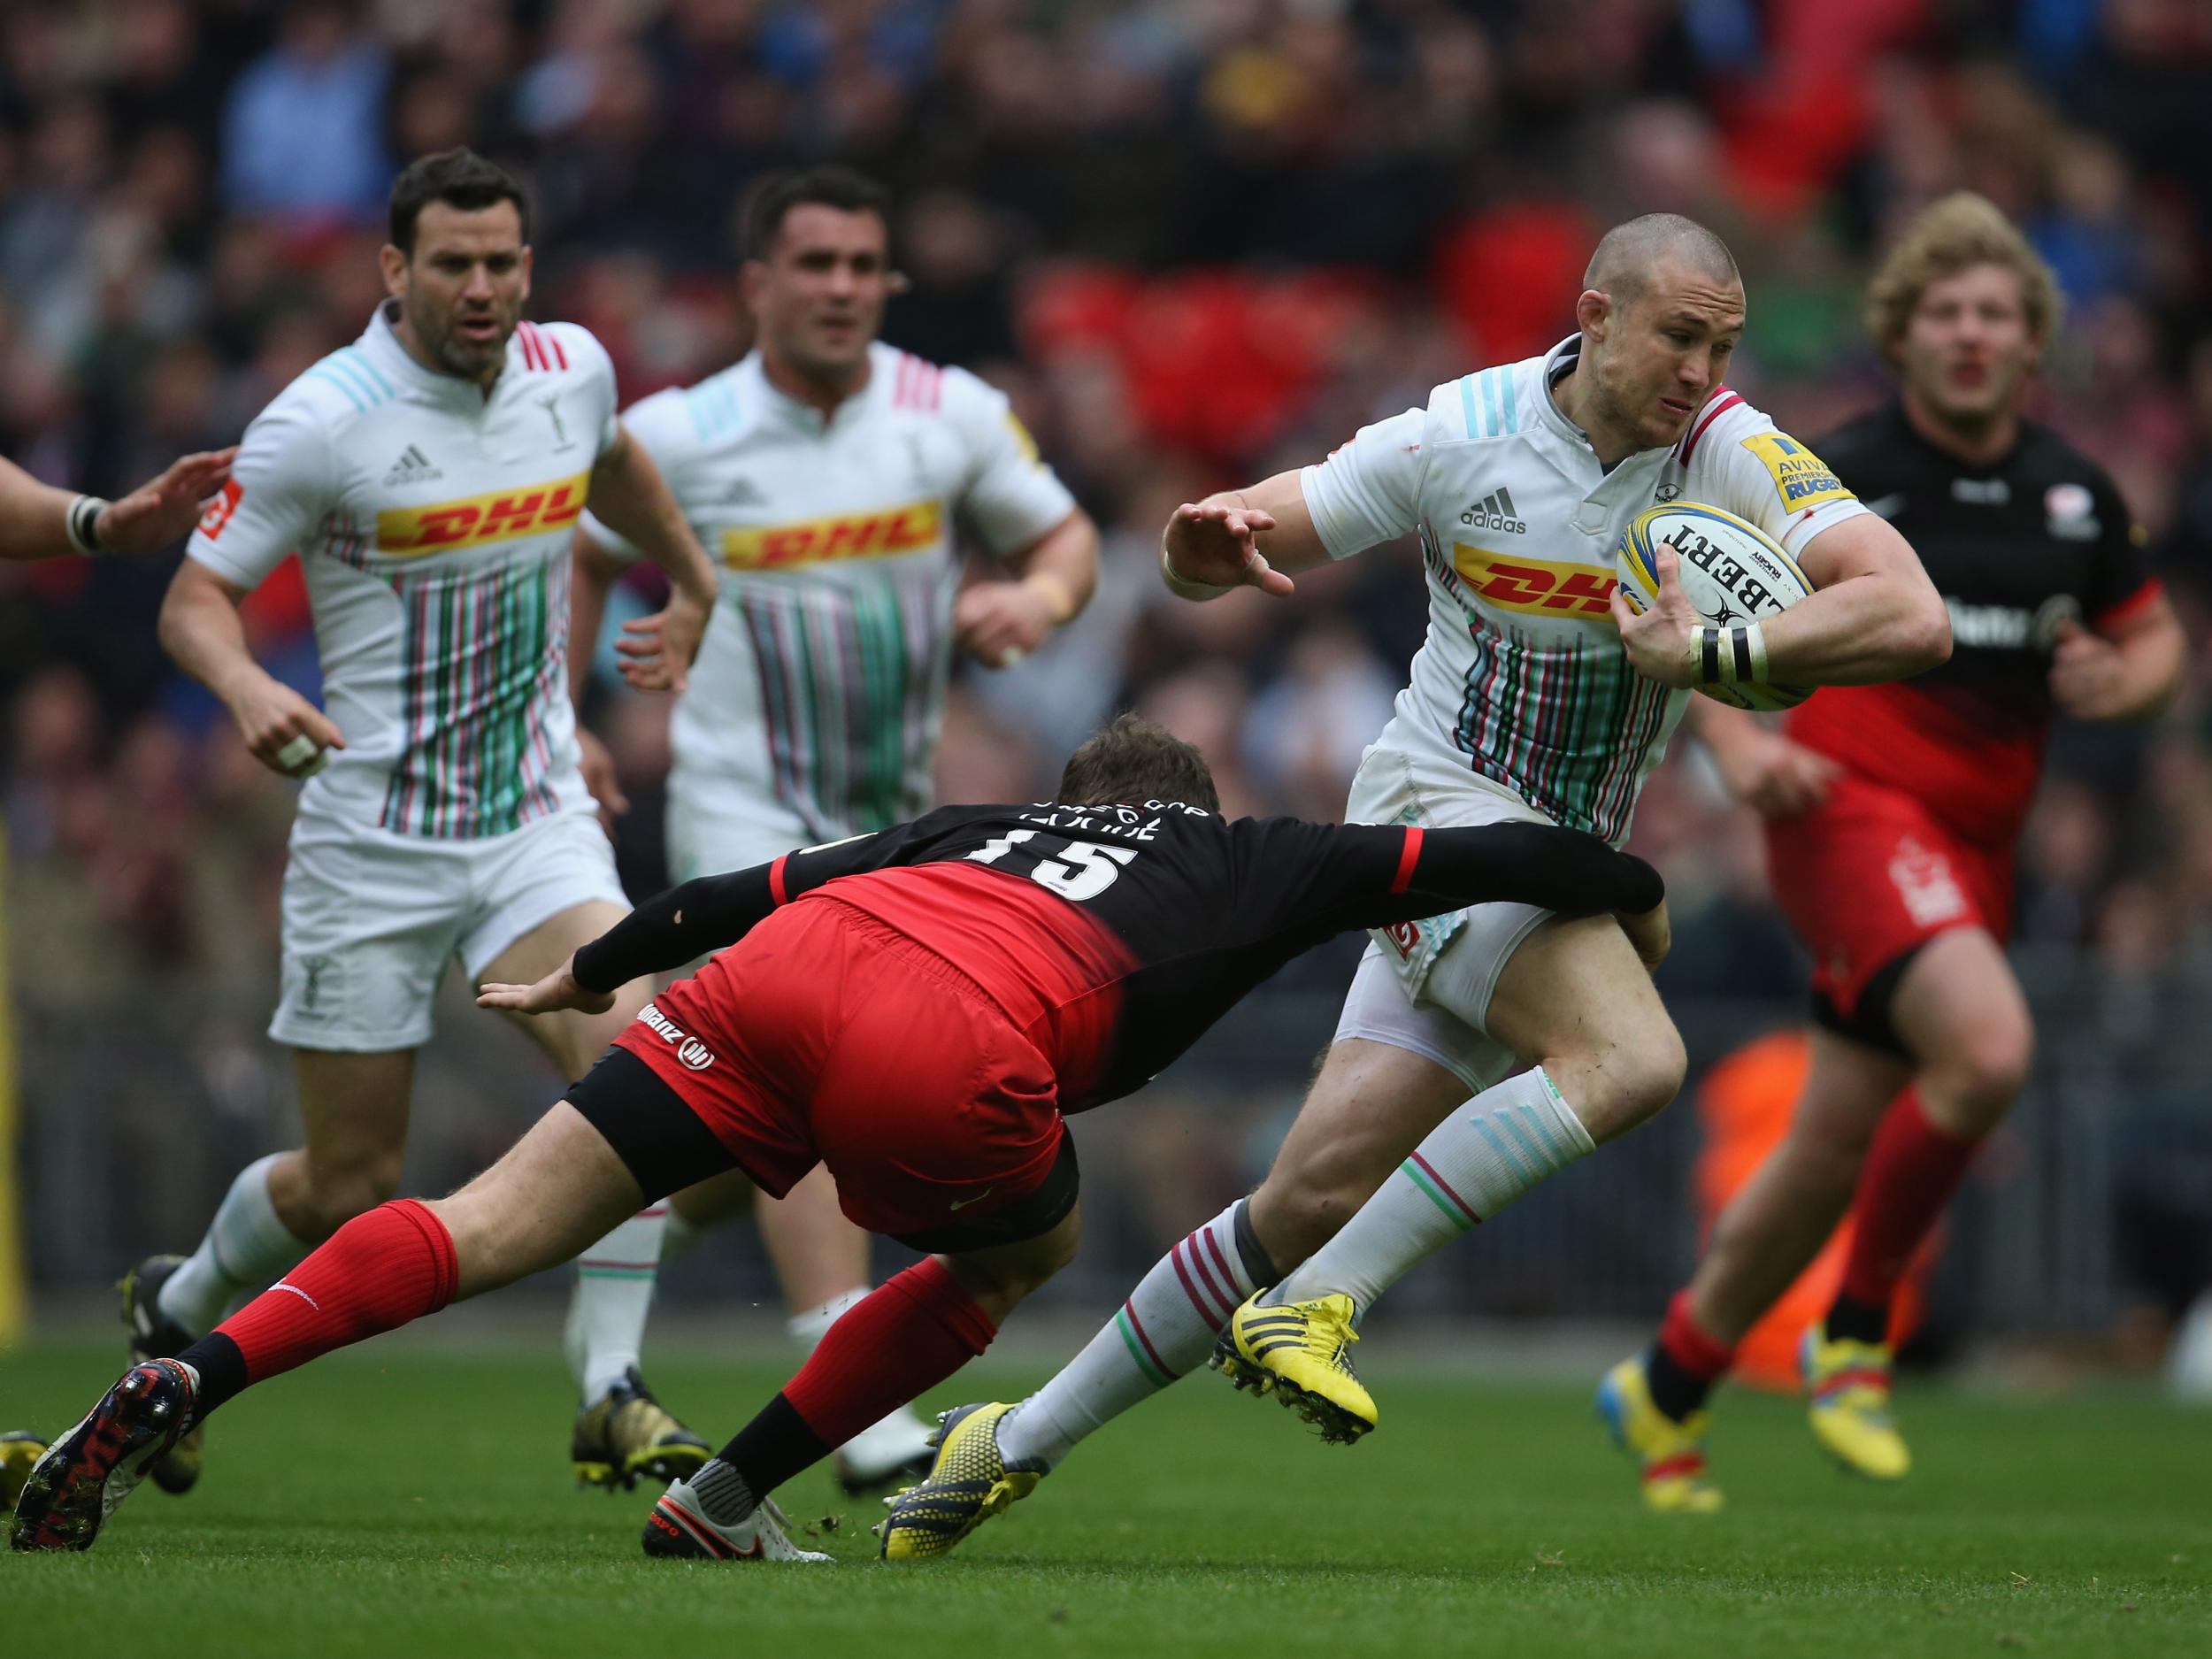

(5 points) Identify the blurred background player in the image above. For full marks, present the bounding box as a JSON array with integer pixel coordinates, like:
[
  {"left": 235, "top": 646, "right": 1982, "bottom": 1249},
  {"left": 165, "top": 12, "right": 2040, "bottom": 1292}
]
[
  {"left": 879, "top": 215, "right": 1951, "bottom": 1549},
  {"left": 562, "top": 165, "right": 1096, "bottom": 1490},
  {"left": 128, "top": 149, "right": 725, "bottom": 1499},
  {"left": 1602, "top": 194, "right": 2185, "bottom": 1512},
  {"left": 0, "top": 451, "right": 236, "bottom": 561}
]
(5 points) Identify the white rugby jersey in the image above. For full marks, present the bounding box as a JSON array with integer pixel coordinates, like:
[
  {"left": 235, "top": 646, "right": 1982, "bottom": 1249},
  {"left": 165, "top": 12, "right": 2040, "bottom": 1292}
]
[
  {"left": 189, "top": 303, "right": 617, "bottom": 839},
  {"left": 1303, "top": 334, "right": 1869, "bottom": 843},
  {"left": 579, "top": 342, "right": 1077, "bottom": 841}
]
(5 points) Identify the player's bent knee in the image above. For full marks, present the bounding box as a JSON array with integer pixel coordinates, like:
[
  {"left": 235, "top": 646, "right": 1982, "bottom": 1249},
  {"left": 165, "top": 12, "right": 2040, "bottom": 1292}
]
[
  {"left": 950, "top": 1212, "right": 1082, "bottom": 1308},
  {"left": 1559, "top": 1020, "right": 1686, "bottom": 1142},
  {"left": 1929, "top": 1029, "right": 2033, "bottom": 1131},
  {"left": 296, "top": 1160, "right": 404, "bottom": 1241}
]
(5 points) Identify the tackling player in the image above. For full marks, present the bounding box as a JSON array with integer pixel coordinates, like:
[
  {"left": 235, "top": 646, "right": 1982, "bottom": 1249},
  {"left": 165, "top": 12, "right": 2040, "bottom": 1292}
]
[
  {"left": 1601, "top": 194, "right": 2184, "bottom": 1510},
  {"left": 126, "top": 149, "right": 724, "bottom": 1500},
  {"left": 0, "top": 451, "right": 236, "bottom": 559},
  {"left": 13, "top": 717, "right": 1665, "bottom": 1560},
  {"left": 559, "top": 165, "right": 1097, "bottom": 1491},
  {"left": 881, "top": 213, "right": 1952, "bottom": 1553}
]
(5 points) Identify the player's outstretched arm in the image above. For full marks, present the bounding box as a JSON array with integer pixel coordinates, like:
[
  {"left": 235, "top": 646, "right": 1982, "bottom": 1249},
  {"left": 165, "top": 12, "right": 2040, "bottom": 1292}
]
[
  {"left": 0, "top": 449, "right": 236, "bottom": 560},
  {"left": 1159, "top": 470, "right": 1325, "bottom": 600},
  {"left": 159, "top": 559, "right": 344, "bottom": 778},
  {"left": 1402, "top": 822, "right": 1666, "bottom": 920},
  {"left": 585, "top": 424, "right": 720, "bottom": 693},
  {"left": 476, "top": 951, "right": 617, "bottom": 1017},
  {"left": 535, "top": 819, "right": 912, "bottom": 997},
  {"left": 559, "top": 864, "right": 785, "bottom": 993}
]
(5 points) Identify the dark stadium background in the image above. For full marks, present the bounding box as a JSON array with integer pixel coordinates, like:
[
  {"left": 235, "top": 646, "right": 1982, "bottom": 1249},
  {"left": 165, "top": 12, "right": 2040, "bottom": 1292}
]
[{"left": 4, "top": 0, "right": 2211, "bottom": 1379}]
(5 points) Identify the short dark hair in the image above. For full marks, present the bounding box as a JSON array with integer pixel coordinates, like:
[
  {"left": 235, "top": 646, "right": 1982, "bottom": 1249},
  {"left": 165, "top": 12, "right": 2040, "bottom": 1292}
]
[
  {"left": 389, "top": 148, "right": 530, "bottom": 256},
  {"left": 1055, "top": 714, "right": 1220, "bottom": 814},
  {"left": 744, "top": 164, "right": 892, "bottom": 261}
]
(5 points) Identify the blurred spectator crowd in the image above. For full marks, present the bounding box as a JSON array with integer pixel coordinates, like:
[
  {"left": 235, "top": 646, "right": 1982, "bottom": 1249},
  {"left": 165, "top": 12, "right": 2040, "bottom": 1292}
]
[{"left": 7, "top": 1, "right": 2212, "bottom": 1316}]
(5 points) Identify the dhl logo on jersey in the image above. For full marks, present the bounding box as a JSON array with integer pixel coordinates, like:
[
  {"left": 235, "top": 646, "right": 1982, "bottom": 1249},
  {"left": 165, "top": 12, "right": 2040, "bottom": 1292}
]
[
  {"left": 1740, "top": 433, "right": 1855, "bottom": 513},
  {"left": 375, "top": 472, "right": 590, "bottom": 557},
  {"left": 1452, "top": 544, "right": 1618, "bottom": 621},
  {"left": 719, "top": 499, "right": 943, "bottom": 571}
]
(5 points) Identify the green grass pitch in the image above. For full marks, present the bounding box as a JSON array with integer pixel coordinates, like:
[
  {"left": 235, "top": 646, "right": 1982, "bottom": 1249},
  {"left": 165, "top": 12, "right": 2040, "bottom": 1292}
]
[{"left": 4, "top": 1336, "right": 2208, "bottom": 1657}]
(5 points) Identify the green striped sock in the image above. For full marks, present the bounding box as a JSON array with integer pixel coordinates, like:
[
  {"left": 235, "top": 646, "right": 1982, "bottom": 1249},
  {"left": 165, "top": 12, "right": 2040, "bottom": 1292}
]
[{"left": 1272, "top": 1068, "right": 1594, "bottom": 1314}]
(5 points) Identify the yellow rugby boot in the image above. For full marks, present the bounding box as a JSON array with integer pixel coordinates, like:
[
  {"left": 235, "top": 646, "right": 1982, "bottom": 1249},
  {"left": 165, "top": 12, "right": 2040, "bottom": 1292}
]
[
  {"left": 1595, "top": 1356, "right": 1724, "bottom": 1514},
  {"left": 875, "top": 1402, "right": 1044, "bottom": 1562},
  {"left": 1802, "top": 1325, "right": 1910, "bottom": 1480},
  {"left": 572, "top": 1367, "right": 710, "bottom": 1490},
  {"left": 2, "top": 1430, "right": 49, "bottom": 1509},
  {"left": 1211, "top": 1292, "right": 1375, "bottom": 1444}
]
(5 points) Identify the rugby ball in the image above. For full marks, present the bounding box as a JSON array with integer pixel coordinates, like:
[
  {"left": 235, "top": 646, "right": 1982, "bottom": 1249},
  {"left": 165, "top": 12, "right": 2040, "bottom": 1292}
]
[{"left": 1615, "top": 502, "right": 1816, "bottom": 712}]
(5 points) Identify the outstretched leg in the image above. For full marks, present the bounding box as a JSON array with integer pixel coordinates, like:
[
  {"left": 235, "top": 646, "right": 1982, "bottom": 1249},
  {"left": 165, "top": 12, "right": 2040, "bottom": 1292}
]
[
  {"left": 13, "top": 1103, "right": 644, "bottom": 1554},
  {"left": 650, "top": 1207, "right": 1081, "bottom": 1563}
]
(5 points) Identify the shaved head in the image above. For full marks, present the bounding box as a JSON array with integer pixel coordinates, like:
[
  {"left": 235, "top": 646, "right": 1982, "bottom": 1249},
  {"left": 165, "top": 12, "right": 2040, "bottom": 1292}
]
[
  {"left": 1557, "top": 213, "right": 1747, "bottom": 462},
  {"left": 1585, "top": 213, "right": 1740, "bottom": 305}
]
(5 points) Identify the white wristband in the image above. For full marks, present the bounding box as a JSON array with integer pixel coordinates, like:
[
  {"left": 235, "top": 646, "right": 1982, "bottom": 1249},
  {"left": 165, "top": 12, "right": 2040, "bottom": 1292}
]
[
  {"left": 1742, "top": 619, "right": 1770, "bottom": 684},
  {"left": 1694, "top": 622, "right": 1770, "bottom": 687},
  {"left": 65, "top": 494, "right": 110, "bottom": 555}
]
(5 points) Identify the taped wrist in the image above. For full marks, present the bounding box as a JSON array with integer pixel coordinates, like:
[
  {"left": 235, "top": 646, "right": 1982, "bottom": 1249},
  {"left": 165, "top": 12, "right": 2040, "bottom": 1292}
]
[{"left": 1691, "top": 620, "right": 1768, "bottom": 686}]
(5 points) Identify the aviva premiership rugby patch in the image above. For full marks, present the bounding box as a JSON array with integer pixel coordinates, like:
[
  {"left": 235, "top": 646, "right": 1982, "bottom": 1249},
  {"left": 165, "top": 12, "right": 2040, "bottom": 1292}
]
[{"left": 1740, "top": 433, "right": 1855, "bottom": 513}]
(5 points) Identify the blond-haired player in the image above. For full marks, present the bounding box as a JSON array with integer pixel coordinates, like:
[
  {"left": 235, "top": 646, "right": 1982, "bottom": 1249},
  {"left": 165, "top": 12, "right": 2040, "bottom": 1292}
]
[{"left": 1603, "top": 194, "right": 2183, "bottom": 1510}]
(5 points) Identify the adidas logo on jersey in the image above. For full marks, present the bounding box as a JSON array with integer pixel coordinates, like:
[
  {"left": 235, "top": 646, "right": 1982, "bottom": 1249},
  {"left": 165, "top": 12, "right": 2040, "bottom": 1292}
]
[
  {"left": 1460, "top": 488, "right": 1525, "bottom": 534},
  {"left": 383, "top": 445, "right": 443, "bottom": 487}
]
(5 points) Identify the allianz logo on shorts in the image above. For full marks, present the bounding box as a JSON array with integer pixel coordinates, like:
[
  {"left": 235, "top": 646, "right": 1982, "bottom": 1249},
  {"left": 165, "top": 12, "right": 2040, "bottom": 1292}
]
[{"left": 636, "top": 1001, "right": 715, "bottom": 1071}]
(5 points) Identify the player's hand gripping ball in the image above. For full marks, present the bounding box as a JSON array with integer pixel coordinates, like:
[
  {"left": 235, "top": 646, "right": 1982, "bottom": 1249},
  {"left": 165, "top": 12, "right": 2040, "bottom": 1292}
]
[{"left": 1615, "top": 503, "right": 1816, "bottom": 712}]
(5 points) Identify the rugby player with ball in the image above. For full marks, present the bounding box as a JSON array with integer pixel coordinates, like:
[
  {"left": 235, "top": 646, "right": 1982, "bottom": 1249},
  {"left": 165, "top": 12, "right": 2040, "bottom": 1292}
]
[{"left": 877, "top": 213, "right": 1951, "bottom": 1556}]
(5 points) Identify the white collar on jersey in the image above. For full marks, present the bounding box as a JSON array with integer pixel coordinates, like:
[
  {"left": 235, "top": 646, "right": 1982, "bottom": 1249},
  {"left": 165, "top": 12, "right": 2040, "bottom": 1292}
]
[
  {"left": 359, "top": 299, "right": 518, "bottom": 404},
  {"left": 736, "top": 342, "right": 889, "bottom": 434},
  {"left": 1537, "top": 332, "right": 1682, "bottom": 479},
  {"left": 1538, "top": 334, "right": 1590, "bottom": 444}
]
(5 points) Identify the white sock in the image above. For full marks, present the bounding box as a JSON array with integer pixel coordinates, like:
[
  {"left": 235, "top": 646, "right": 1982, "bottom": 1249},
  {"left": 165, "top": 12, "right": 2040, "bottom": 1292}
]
[
  {"left": 786, "top": 1287, "right": 869, "bottom": 1350},
  {"left": 565, "top": 1204, "right": 671, "bottom": 1402},
  {"left": 1271, "top": 1066, "right": 1594, "bottom": 1312},
  {"left": 157, "top": 1154, "right": 311, "bottom": 1336},
  {"left": 997, "top": 1200, "right": 1271, "bottom": 1471}
]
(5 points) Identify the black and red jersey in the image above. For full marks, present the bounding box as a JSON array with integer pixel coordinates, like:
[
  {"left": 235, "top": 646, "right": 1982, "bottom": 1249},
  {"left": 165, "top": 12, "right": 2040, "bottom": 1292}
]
[
  {"left": 1783, "top": 403, "right": 2161, "bottom": 845},
  {"left": 572, "top": 801, "right": 1660, "bottom": 1110}
]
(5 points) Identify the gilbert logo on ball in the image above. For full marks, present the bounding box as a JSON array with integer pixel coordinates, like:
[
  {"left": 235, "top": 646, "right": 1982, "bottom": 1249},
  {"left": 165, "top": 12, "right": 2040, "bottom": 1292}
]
[{"left": 1614, "top": 502, "right": 1817, "bottom": 712}]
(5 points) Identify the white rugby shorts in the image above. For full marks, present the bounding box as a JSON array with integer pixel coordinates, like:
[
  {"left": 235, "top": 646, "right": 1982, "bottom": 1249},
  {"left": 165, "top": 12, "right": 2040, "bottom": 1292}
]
[
  {"left": 1331, "top": 744, "right": 1559, "bottom": 1093},
  {"left": 271, "top": 806, "right": 626, "bottom": 1052}
]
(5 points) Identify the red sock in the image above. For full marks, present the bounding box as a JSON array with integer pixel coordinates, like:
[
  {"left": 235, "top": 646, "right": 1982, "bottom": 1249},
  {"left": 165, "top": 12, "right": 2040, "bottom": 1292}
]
[
  {"left": 781, "top": 1257, "right": 997, "bottom": 1451},
  {"left": 1660, "top": 1288, "right": 1735, "bottom": 1377},
  {"left": 213, "top": 1199, "right": 459, "bottom": 1386},
  {"left": 1839, "top": 1087, "right": 1978, "bottom": 1310},
  {"left": 1644, "top": 1291, "right": 1733, "bottom": 1421}
]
